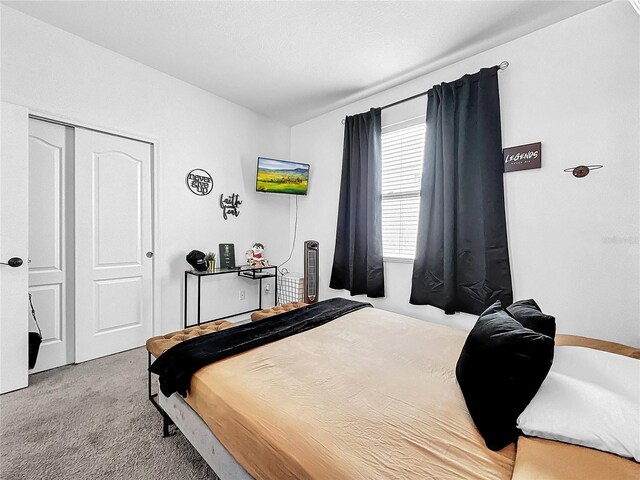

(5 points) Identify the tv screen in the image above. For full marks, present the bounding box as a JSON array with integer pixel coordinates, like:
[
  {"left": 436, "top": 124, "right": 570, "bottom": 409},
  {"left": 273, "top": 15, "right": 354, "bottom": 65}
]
[{"left": 256, "top": 157, "right": 310, "bottom": 195}]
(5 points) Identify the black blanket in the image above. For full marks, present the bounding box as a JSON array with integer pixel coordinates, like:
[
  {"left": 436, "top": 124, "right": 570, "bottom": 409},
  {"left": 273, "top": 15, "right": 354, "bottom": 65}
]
[{"left": 149, "top": 298, "right": 371, "bottom": 397}]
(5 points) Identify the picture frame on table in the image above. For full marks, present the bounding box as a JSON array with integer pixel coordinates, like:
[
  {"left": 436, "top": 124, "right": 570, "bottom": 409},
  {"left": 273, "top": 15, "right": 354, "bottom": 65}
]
[{"left": 218, "top": 243, "right": 236, "bottom": 269}]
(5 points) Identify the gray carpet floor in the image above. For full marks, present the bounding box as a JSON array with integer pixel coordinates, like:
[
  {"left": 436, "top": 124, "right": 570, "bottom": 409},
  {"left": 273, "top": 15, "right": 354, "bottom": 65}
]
[{"left": 0, "top": 347, "right": 219, "bottom": 480}]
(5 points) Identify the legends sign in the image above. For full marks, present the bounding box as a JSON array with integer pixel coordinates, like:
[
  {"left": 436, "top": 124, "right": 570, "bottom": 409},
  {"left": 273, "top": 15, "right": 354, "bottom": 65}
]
[{"left": 503, "top": 142, "right": 541, "bottom": 173}]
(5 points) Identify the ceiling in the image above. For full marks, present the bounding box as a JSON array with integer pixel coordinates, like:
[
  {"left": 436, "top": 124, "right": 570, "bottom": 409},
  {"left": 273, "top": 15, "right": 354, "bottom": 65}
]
[{"left": 4, "top": 1, "right": 606, "bottom": 125}]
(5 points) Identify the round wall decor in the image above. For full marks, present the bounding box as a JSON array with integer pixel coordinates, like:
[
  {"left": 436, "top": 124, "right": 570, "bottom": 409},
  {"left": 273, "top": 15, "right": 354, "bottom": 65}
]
[{"left": 186, "top": 169, "right": 213, "bottom": 196}]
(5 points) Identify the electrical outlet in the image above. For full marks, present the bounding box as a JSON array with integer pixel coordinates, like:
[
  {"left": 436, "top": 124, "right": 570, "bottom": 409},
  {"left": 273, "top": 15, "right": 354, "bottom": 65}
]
[{"left": 239, "top": 289, "right": 246, "bottom": 301}]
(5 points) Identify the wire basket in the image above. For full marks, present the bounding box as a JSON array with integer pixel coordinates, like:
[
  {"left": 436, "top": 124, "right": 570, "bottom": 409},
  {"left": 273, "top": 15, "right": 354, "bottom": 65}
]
[{"left": 277, "top": 272, "right": 304, "bottom": 305}]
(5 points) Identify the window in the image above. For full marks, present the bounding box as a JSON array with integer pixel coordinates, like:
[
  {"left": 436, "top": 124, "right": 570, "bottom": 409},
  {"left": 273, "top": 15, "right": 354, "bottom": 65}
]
[{"left": 381, "top": 117, "right": 426, "bottom": 261}]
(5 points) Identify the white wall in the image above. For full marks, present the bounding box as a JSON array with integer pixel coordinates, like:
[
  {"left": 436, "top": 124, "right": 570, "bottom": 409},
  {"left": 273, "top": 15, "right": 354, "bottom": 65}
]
[
  {"left": 1, "top": 6, "right": 291, "bottom": 334},
  {"left": 290, "top": 2, "right": 640, "bottom": 346},
  {"left": 3, "top": 3, "right": 638, "bottom": 347}
]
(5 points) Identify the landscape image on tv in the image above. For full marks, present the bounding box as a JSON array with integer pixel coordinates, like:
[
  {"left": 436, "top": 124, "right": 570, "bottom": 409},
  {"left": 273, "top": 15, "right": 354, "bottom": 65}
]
[{"left": 256, "top": 157, "right": 310, "bottom": 195}]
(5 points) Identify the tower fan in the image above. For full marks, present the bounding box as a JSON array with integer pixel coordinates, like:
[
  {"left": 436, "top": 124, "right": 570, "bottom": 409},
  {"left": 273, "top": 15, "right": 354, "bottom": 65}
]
[{"left": 303, "top": 240, "right": 319, "bottom": 304}]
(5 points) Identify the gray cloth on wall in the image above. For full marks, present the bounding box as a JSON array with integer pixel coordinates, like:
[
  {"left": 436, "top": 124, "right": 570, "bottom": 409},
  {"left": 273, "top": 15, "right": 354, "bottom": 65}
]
[
  {"left": 330, "top": 108, "right": 385, "bottom": 298},
  {"left": 410, "top": 67, "right": 513, "bottom": 314}
]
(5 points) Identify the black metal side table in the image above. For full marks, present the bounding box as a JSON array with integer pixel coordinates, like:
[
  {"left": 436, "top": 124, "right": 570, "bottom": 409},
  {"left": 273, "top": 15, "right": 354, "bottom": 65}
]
[{"left": 183, "top": 265, "right": 278, "bottom": 328}]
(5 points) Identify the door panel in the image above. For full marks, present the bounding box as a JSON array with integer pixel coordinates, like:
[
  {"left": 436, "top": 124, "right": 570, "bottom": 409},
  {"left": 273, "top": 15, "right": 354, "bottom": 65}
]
[
  {"left": 28, "top": 284, "right": 62, "bottom": 346},
  {"left": 94, "top": 152, "right": 142, "bottom": 266},
  {"left": 75, "top": 129, "right": 152, "bottom": 363},
  {"left": 28, "top": 119, "right": 74, "bottom": 373},
  {"left": 0, "top": 103, "right": 29, "bottom": 393},
  {"left": 95, "top": 276, "right": 143, "bottom": 333},
  {"left": 28, "top": 136, "right": 61, "bottom": 270}
]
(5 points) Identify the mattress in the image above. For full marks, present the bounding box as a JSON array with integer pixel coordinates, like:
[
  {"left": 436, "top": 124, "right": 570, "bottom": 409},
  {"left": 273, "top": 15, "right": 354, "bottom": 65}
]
[{"left": 185, "top": 308, "right": 516, "bottom": 479}]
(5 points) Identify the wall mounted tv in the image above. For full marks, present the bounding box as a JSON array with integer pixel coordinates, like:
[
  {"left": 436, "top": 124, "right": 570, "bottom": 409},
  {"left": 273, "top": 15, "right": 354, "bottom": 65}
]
[{"left": 256, "top": 157, "right": 310, "bottom": 195}]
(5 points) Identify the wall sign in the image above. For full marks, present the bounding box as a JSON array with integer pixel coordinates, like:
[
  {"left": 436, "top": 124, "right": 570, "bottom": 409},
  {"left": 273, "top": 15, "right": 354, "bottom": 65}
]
[
  {"left": 220, "top": 193, "right": 242, "bottom": 220},
  {"left": 503, "top": 142, "right": 541, "bottom": 173},
  {"left": 186, "top": 169, "right": 213, "bottom": 196}
]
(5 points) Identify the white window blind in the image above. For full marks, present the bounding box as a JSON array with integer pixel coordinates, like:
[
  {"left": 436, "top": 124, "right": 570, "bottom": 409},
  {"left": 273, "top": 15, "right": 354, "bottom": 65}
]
[{"left": 381, "top": 118, "right": 426, "bottom": 260}]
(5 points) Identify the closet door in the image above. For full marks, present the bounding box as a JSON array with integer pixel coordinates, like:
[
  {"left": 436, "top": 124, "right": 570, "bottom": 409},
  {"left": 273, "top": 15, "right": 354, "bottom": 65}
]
[
  {"left": 28, "top": 119, "right": 74, "bottom": 372},
  {"left": 75, "top": 129, "right": 153, "bottom": 363}
]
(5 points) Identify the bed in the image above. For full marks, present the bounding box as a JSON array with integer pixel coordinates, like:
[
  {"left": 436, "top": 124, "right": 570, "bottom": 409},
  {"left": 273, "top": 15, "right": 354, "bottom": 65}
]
[{"left": 148, "top": 301, "right": 639, "bottom": 479}]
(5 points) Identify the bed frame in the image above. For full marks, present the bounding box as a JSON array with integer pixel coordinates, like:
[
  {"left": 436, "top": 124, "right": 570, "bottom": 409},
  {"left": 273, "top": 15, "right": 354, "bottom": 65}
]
[{"left": 148, "top": 353, "right": 252, "bottom": 479}]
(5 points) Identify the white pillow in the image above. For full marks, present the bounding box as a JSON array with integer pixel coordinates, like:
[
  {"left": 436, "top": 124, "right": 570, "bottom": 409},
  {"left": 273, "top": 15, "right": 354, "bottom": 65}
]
[{"left": 517, "top": 346, "right": 640, "bottom": 461}]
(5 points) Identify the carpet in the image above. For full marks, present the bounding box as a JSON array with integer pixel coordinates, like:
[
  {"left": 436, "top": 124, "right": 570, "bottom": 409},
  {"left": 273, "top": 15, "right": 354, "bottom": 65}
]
[{"left": 0, "top": 347, "right": 218, "bottom": 479}]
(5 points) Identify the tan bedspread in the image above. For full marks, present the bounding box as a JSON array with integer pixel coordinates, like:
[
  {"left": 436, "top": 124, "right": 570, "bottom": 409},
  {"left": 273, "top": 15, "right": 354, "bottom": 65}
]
[
  {"left": 513, "top": 436, "right": 640, "bottom": 480},
  {"left": 186, "top": 308, "right": 515, "bottom": 480},
  {"left": 555, "top": 333, "right": 640, "bottom": 359}
]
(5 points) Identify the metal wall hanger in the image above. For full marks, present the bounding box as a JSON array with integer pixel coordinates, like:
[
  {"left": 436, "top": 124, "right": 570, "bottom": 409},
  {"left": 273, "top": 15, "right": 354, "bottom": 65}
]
[{"left": 564, "top": 165, "right": 603, "bottom": 178}]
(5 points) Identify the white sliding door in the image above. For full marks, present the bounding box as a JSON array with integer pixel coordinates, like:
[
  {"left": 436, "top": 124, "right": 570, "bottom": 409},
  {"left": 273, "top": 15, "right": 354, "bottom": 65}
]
[
  {"left": 28, "top": 119, "right": 75, "bottom": 372},
  {"left": 74, "top": 129, "right": 153, "bottom": 363}
]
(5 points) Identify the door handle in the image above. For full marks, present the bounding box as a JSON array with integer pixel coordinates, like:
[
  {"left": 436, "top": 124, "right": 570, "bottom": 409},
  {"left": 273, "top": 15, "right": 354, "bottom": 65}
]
[
  {"left": 146, "top": 252, "right": 154, "bottom": 258},
  {"left": 0, "top": 257, "right": 23, "bottom": 267}
]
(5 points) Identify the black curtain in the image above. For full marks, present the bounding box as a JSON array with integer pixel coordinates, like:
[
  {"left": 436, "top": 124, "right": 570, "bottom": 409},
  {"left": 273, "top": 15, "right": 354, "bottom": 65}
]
[
  {"left": 330, "top": 108, "right": 385, "bottom": 298},
  {"left": 410, "top": 67, "right": 512, "bottom": 314}
]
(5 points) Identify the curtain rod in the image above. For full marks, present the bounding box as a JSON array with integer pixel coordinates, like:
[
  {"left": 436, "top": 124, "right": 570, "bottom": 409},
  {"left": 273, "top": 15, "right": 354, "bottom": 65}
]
[{"left": 341, "top": 61, "right": 509, "bottom": 124}]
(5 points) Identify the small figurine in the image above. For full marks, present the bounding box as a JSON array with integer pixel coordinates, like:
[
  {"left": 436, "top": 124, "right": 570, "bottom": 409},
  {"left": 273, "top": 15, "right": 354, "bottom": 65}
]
[{"left": 245, "top": 242, "right": 269, "bottom": 268}]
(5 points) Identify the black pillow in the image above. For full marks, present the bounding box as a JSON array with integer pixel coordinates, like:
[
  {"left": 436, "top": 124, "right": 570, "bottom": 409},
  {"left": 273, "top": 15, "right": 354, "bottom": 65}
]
[
  {"left": 507, "top": 299, "right": 556, "bottom": 338},
  {"left": 455, "top": 301, "right": 554, "bottom": 451}
]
